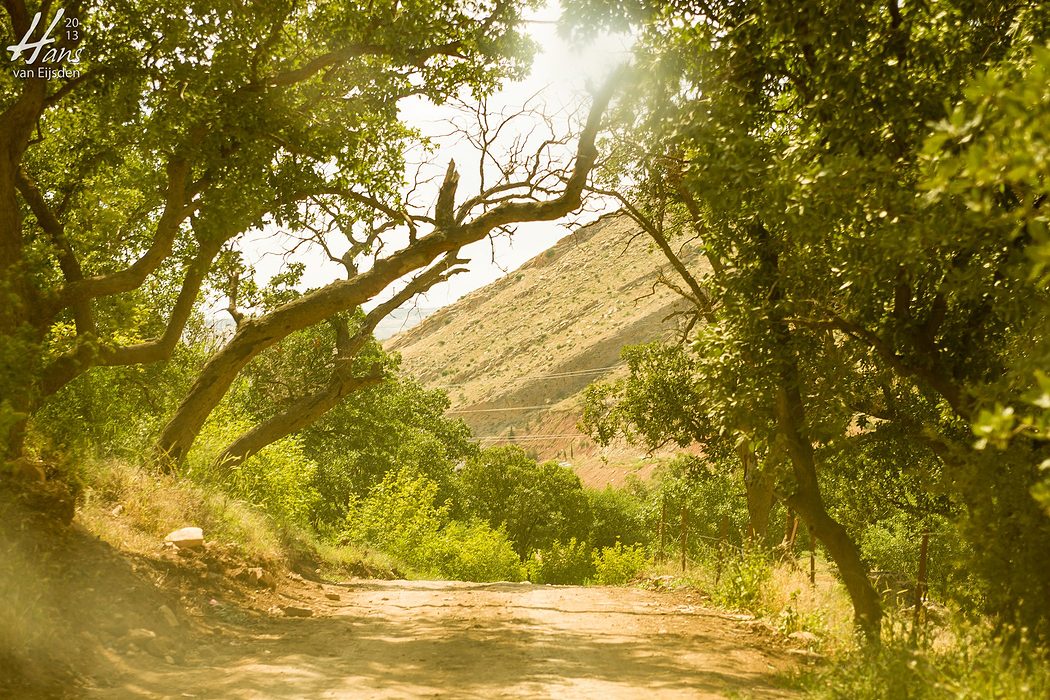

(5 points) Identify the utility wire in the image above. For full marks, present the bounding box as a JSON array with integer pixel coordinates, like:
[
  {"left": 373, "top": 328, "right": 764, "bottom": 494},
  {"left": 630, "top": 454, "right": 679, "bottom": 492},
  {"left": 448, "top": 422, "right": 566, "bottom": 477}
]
[
  {"left": 437, "top": 364, "right": 625, "bottom": 388},
  {"left": 471, "top": 433, "right": 589, "bottom": 441},
  {"left": 447, "top": 405, "right": 574, "bottom": 414}
]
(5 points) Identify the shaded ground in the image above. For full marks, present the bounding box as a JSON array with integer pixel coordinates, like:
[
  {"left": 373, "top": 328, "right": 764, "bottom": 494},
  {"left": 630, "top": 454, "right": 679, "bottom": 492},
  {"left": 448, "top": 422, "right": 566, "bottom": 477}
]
[
  {"left": 89, "top": 580, "right": 796, "bottom": 699},
  {"left": 2, "top": 488, "right": 797, "bottom": 699}
]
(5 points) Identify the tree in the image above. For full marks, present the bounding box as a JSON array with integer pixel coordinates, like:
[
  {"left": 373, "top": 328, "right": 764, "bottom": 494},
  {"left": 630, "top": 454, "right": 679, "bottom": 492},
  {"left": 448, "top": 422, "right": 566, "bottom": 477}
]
[
  {"left": 567, "top": 0, "right": 1050, "bottom": 639},
  {"left": 458, "top": 445, "right": 590, "bottom": 556},
  {"left": 1, "top": 1, "right": 619, "bottom": 474}
]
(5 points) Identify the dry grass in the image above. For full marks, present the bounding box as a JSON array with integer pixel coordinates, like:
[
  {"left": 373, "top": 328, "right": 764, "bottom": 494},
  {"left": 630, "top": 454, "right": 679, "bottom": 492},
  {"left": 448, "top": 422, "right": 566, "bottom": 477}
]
[
  {"left": 75, "top": 458, "right": 391, "bottom": 579},
  {"left": 77, "top": 458, "right": 288, "bottom": 564},
  {"left": 647, "top": 549, "right": 858, "bottom": 654}
]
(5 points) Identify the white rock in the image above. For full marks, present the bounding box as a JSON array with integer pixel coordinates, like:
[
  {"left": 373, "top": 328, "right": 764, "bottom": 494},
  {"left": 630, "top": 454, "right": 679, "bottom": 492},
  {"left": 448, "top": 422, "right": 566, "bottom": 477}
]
[
  {"left": 788, "top": 630, "right": 820, "bottom": 645},
  {"left": 159, "top": 604, "right": 180, "bottom": 628},
  {"left": 164, "top": 527, "right": 204, "bottom": 549}
]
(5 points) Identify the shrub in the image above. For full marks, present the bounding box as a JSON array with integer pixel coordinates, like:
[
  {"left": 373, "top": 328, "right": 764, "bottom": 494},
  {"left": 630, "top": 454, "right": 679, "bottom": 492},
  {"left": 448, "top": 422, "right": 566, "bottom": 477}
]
[
  {"left": 345, "top": 469, "right": 526, "bottom": 582},
  {"left": 527, "top": 538, "right": 594, "bottom": 585},
  {"left": 592, "top": 542, "right": 648, "bottom": 585},
  {"left": 344, "top": 469, "right": 448, "bottom": 569},
  {"left": 459, "top": 446, "right": 591, "bottom": 556},
  {"left": 586, "top": 486, "right": 647, "bottom": 549},
  {"left": 859, "top": 512, "right": 973, "bottom": 605},
  {"left": 802, "top": 624, "right": 1050, "bottom": 700},
  {"left": 711, "top": 545, "right": 772, "bottom": 612},
  {"left": 430, "top": 521, "right": 525, "bottom": 582},
  {"left": 187, "top": 413, "right": 321, "bottom": 528}
]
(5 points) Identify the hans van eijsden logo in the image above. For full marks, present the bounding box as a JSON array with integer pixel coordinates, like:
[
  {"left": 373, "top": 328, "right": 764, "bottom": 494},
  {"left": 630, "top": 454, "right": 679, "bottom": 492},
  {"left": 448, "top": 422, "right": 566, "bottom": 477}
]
[{"left": 7, "top": 7, "right": 84, "bottom": 80}]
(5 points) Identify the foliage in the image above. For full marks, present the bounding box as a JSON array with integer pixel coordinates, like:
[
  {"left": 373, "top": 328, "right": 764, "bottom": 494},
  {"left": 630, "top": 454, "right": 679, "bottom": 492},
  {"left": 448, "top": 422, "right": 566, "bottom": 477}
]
[
  {"left": 582, "top": 342, "right": 712, "bottom": 450},
  {"left": 459, "top": 446, "right": 591, "bottom": 556},
  {"left": 428, "top": 520, "right": 525, "bottom": 583},
  {"left": 801, "top": 625, "right": 1050, "bottom": 700},
  {"left": 526, "top": 538, "right": 595, "bottom": 585},
  {"left": 567, "top": 0, "right": 1050, "bottom": 638},
  {"left": 345, "top": 469, "right": 450, "bottom": 569},
  {"left": 650, "top": 455, "right": 751, "bottom": 551},
  {"left": 710, "top": 545, "right": 773, "bottom": 613},
  {"left": 188, "top": 411, "right": 321, "bottom": 528},
  {"left": 229, "top": 323, "right": 474, "bottom": 527},
  {"left": 585, "top": 486, "right": 647, "bottom": 550},
  {"left": 344, "top": 468, "right": 523, "bottom": 582},
  {"left": 592, "top": 542, "right": 647, "bottom": 585},
  {"left": 30, "top": 325, "right": 214, "bottom": 457}
]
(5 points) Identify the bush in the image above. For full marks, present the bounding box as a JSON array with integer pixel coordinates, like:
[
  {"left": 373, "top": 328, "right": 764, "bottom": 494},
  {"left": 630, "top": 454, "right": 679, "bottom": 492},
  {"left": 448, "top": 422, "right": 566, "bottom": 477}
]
[
  {"left": 345, "top": 469, "right": 526, "bottom": 582},
  {"left": 592, "top": 542, "right": 648, "bottom": 585},
  {"left": 586, "top": 486, "right": 647, "bottom": 549},
  {"left": 430, "top": 521, "right": 524, "bottom": 582},
  {"left": 187, "top": 413, "right": 321, "bottom": 528},
  {"left": 802, "top": 624, "right": 1050, "bottom": 700},
  {"left": 527, "top": 538, "right": 594, "bottom": 584},
  {"left": 344, "top": 469, "right": 449, "bottom": 570},
  {"left": 859, "top": 513, "right": 973, "bottom": 604},
  {"left": 711, "top": 545, "right": 772, "bottom": 612}
]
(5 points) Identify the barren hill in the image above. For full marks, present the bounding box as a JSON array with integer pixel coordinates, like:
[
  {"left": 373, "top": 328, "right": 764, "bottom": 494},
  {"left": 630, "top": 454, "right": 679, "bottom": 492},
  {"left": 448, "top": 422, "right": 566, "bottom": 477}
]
[{"left": 385, "top": 213, "right": 709, "bottom": 486}]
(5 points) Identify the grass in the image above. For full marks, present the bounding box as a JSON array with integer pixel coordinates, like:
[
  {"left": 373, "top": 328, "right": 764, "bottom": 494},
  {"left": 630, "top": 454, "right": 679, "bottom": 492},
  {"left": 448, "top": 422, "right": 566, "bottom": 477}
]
[
  {"left": 796, "top": 620, "right": 1050, "bottom": 699},
  {"left": 645, "top": 545, "right": 1050, "bottom": 699},
  {"left": 76, "top": 457, "right": 391, "bottom": 578},
  {"left": 649, "top": 546, "right": 856, "bottom": 653}
]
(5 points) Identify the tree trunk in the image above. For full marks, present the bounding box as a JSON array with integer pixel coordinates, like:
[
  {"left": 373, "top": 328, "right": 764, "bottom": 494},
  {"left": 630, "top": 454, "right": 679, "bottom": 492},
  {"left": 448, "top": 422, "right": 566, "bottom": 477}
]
[
  {"left": 737, "top": 444, "right": 775, "bottom": 542},
  {"left": 773, "top": 353, "right": 883, "bottom": 640},
  {"left": 216, "top": 370, "right": 384, "bottom": 470},
  {"left": 755, "top": 223, "right": 882, "bottom": 641}
]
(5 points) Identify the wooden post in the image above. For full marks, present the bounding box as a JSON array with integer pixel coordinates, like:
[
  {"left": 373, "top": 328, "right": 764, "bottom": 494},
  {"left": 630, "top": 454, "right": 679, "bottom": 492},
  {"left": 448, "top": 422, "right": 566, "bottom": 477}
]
[
  {"left": 715, "top": 516, "right": 730, "bottom": 585},
  {"left": 680, "top": 506, "right": 689, "bottom": 573},
  {"left": 911, "top": 531, "right": 931, "bottom": 645},
  {"left": 657, "top": 497, "right": 667, "bottom": 564},
  {"left": 786, "top": 513, "right": 800, "bottom": 550},
  {"left": 808, "top": 525, "right": 816, "bottom": 585}
]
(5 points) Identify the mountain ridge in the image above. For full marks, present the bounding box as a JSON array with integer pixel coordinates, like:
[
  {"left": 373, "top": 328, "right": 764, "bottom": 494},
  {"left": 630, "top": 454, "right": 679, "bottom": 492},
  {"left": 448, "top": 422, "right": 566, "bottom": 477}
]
[{"left": 385, "top": 212, "right": 709, "bottom": 486}]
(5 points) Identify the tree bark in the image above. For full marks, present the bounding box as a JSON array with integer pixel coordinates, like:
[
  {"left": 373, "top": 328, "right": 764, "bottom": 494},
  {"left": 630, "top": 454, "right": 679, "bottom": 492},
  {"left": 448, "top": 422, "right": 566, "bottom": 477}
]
[
  {"left": 737, "top": 444, "right": 775, "bottom": 542},
  {"left": 213, "top": 252, "right": 462, "bottom": 470},
  {"left": 217, "top": 369, "right": 385, "bottom": 470},
  {"left": 775, "top": 374, "right": 883, "bottom": 639}
]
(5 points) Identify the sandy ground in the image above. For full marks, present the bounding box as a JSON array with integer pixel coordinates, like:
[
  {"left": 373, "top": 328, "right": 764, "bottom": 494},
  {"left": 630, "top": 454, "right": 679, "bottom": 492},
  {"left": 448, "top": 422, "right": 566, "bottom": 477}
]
[{"left": 87, "top": 579, "right": 797, "bottom": 700}]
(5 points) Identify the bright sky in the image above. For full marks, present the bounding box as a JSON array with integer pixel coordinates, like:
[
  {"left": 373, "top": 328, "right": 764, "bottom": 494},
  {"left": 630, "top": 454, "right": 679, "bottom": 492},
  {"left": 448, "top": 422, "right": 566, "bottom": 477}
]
[
  {"left": 400, "top": 2, "right": 633, "bottom": 308},
  {"left": 238, "top": 2, "right": 632, "bottom": 326}
]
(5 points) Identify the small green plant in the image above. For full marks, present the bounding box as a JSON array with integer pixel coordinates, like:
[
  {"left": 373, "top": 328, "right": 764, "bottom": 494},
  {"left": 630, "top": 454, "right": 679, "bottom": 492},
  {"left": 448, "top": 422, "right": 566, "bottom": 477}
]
[
  {"left": 430, "top": 520, "right": 524, "bottom": 582},
  {"left": 527, "top": 538, "right": 594, "bottom": 584},
  {"left": 712, "top": 545, "right": 772, "bottom": 612},
  {"left": 593, "top": 542, "right": 647, "bottom": 585}
]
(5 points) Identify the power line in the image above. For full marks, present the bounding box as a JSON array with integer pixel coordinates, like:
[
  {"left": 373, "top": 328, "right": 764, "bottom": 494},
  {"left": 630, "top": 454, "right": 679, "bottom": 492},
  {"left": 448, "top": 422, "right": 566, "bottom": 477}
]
[
  {"left": 472, "top": 433, "right": 589, "bottom": 441},
  {"left": 437, "top": 364, "right": 625, "bottom": 388},
  {"left": 447, "top": 405, "right": 573, "bottom": 414}
]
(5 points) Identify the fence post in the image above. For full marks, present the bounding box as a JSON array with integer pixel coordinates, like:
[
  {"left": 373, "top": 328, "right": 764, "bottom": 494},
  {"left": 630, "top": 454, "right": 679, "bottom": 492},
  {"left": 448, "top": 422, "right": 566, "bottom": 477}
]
[
  {"left": 808, "top": 525, "right": 816, "bottom": 585},
  {"left": 911, "top": 531, "right": 931, "bottom": 645},
  {"left": 714, "top": 516, "right": 730, "bottom": 585},
  {"left": 786, "top": 513, "right": 800, "bottom": 550},
  {"left": 657, "top": 497, "right": 667, "bottom": 564},
  {"left": 680, "top": 506, "right": 689, "bottom": 573}
]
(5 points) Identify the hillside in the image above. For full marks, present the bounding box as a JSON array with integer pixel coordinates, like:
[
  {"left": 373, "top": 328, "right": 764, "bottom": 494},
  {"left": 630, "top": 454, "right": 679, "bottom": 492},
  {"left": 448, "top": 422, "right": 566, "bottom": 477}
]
[{"left": 385, "top": 213, "right": 709, "bottom": 486}]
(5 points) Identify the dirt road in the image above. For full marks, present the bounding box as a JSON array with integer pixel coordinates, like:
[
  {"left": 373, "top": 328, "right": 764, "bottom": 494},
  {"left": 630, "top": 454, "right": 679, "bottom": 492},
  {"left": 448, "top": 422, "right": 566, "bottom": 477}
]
[{"left": 89, "top": 579, "right": 796, "bottom": 699}]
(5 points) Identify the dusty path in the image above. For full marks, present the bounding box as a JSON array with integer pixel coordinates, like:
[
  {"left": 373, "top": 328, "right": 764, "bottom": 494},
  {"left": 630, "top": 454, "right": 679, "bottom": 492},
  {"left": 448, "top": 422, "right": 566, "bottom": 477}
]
[{"left": 90, "top": 579, "right": 796, "bottom": 700}]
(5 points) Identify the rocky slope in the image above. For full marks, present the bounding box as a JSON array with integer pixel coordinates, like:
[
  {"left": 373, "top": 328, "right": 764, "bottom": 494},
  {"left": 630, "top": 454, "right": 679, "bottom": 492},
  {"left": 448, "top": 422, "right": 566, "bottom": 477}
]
[{"left": 385, "top": 213, "right": 709, "bottom": 486}]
